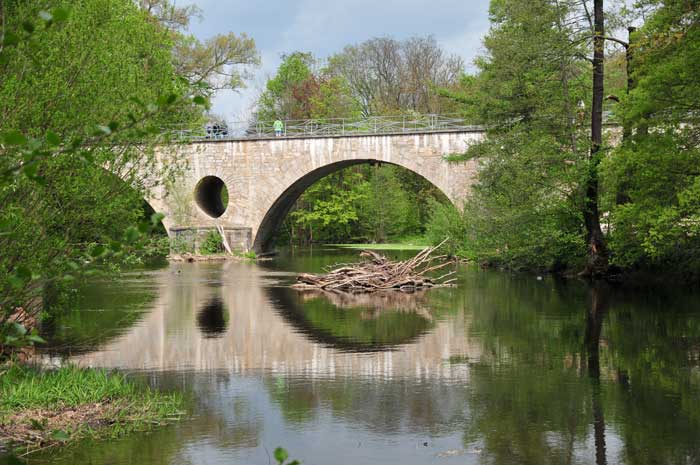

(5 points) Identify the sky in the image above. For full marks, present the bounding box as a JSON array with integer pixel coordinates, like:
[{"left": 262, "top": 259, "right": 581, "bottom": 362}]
[{"left": 186, "top": 0, "right": 492, "bottom": 121}]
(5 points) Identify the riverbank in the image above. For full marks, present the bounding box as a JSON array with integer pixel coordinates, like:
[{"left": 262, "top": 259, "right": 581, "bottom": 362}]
[
  {"left": 0, "top": 365, "right": 184, "bottom": 457},
  {"left": 330, "top": 243, "right": 428, "bottom": 251},
  {"left": 168, "top": 251, "right": 260, "bottom": 262}
]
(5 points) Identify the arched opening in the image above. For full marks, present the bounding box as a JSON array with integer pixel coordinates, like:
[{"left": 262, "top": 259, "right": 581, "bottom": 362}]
[
  {"left": 195, "top": 175, "right": 229, "bottom": 218},
  {"left": 253, "top": 160, "right": 452, "bottom": 253}
]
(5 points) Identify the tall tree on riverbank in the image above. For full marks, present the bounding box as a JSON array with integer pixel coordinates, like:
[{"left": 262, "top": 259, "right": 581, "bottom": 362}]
[
  {"left": 430, "top": 0, "right": 594, "bottom": 270},
  {"left": 582, "top": 0, "right": 610, "bottom": 277},
  {"left": 600, "top": 0, "right": 700, "bottom": 276},
  {"left": 429, "top": 0, "right": 658, "bottom": 274},
  {"left": 0, "top": 0, "right": 255, "bottom": 355}
]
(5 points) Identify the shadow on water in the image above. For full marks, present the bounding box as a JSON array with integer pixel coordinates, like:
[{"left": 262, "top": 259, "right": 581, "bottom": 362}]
[
  {"left": 196, "top": 297, "right": 228, "bottom": 338},
  {"left": 266, "top": 286, "right": 434, "bottom": 353}
]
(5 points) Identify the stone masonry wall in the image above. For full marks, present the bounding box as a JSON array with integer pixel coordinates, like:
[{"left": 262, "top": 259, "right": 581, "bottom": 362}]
[{"left": 147, "top": 130, "right": 484, "bottom": 251}]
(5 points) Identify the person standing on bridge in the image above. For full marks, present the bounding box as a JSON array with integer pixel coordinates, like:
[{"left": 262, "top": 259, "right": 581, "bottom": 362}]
[{"left": 273, "top": 119, "right": 284, "bottom": 137}]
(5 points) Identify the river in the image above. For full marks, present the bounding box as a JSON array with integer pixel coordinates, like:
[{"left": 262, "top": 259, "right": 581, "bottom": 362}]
[{"left": 10, "top": 247, "right": 700, "bottom": 464}]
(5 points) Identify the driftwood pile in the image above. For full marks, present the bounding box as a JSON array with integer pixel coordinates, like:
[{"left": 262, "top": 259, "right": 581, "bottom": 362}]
[{"left": 292, "top": 242, "right": 456, "bottom": 293}]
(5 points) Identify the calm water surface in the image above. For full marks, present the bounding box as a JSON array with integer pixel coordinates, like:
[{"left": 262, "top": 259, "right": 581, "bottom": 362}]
[{"left": 11, "top": 247, "right": 700, "bottom": 464}]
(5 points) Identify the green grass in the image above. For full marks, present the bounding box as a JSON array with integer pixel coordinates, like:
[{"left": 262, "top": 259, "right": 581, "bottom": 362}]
[
  {"left": 329, "top": 235, "right": 431, "bottom": 251},
  {"left": 0, "top": 365, "right": 177, "bottom": 412},
  {"left": 330, "top": 243, "right": 428, "bottom": 251},
  {"left": 0, "top": 364, "right": 184, "bottom": 450}
]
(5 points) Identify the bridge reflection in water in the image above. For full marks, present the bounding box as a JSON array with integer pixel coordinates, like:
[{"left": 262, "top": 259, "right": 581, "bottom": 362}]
[
  {"left": 61, "top": 261, "right": 478, "bottom": 380},
  {"left": 32, "top": 257, "right": 700, "bottom": 465}
]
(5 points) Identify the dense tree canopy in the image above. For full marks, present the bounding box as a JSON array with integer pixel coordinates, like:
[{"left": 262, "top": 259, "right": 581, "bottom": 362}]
[
  {"left": 601, "top": 0, "right": 700, "bottom": 274},
  {"left": 0, "top": 0, "right": 256, "bottom": 354},
  {"left": 429, "top": 0, "right": 700, "bottom": 280}
]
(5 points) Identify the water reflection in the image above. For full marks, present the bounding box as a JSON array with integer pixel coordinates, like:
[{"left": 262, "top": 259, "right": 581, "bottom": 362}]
[
  {"left": 12, "top": 251, "right": 700, "bottom": 465},
  {"left": 585, "top": 286, "right": 609, "bottom": 465},
  {"left": 269, "top": 287, "right": 434, "bottom": 352},
  {"left": 197, "top": 297, "right": 228, "bottom": 338}
]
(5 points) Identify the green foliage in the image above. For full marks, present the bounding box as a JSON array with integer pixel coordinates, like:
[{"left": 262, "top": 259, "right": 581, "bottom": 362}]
[
  {"left": 432, "top": 0, "right": 700, "bottom": 278},
  {"left": 273, "top": 447, "right": 300, "bottom": 465},
  {"left": 598, "top": 0, "right": 700, "bottom": 278},
  {"left": 424, "top": 200, "right": 472, "bottom": 257},
  {"left": 199, "top": 231, "right": 224, "bottom": 255},
  {"left": 431, "top": 0, "right": 592, "bottom": 271},
  {"left": 285, "top": 169, "right": 366, "bottom": 244},
  {"left": 241, "top": 251, "right": 257, "bottom": 260},
  {"left": 1, "top": 322, "right": 46, "bottom": 352},
  {"left": 279, "top": 165, "right": 447, "bottom": 246},
  {"left": 357, "top": 165, "right": 420, "bottom": 242},
  {"left": 0, "top": 1, "right": 210, "bottom": 355},
  {"left": 257, "top": 52, "right": 315, "bottom": 121},
  {"left": 257, "top": 51, "right": 360, "bottom": 121},
  {"left": 170, "top": 235, "right": 195, "bottom": 255}
]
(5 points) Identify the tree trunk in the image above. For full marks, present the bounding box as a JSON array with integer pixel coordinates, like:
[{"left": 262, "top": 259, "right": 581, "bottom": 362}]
[
  {"left": 582, "top": 0, "right": 609, "bottom": 278},
  {"left": 615, "top": 26, "right": 636, "bottom": 205}
]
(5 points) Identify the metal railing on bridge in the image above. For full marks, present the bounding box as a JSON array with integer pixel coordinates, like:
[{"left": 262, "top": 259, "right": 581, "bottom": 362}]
[{"left": 167, "top": 114, "right": 484, "bottom": 141}]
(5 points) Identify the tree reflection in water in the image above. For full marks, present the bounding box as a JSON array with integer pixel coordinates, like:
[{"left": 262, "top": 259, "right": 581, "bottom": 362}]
[{"left": 585, "top": 285, "right": 609, "bottom": 465}]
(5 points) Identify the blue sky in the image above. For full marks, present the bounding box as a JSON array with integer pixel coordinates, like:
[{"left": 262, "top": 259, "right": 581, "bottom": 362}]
[{"left": 187, "top": 0, "right": 491, "bottom": 120}]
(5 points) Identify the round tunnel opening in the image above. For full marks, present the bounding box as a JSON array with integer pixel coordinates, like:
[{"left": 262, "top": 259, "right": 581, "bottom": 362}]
[{"left": 195, "top": 176, "right": 228, "bottom": 218}]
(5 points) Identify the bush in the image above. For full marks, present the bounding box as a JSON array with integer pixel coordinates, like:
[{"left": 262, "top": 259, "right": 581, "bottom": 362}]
[{"left": 199, "top": 231, "right": 224, "bottom": 255}]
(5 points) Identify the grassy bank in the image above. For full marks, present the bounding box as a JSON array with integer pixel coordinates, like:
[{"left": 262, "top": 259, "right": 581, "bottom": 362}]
[
  {"left": 330, "top": 236, "right": 430, "bottom": 252},
  {"left": 0, "top": 365, "right": 184, "bottom": 456}
]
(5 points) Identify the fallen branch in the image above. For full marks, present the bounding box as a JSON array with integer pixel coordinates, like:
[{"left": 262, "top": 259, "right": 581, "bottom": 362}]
[{"left": 292, "top": 242, "right": 456, "bottom": 294}]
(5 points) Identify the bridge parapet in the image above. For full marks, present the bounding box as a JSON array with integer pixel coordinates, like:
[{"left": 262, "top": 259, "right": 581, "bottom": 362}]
[{"left": 168, "top": 114, "right": 484, "bottom": 141}]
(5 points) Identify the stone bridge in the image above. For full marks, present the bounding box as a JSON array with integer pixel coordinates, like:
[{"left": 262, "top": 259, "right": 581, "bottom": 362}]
[{"left": 147, "top": 129, "right": 484, "bottom": 252}]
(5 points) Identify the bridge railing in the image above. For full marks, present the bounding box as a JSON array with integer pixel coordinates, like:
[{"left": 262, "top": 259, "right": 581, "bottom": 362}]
[{"left": 165, "top": 114, "right": 484, "bottom": 141}]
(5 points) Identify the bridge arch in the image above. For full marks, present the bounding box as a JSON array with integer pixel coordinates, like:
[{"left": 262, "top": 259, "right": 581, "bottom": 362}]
[
  {"left": 252, "top": 159, "right": 454, "bottom": 252},
  {"left": 150, "top": 130, "right": 482, "bottom": 251}
]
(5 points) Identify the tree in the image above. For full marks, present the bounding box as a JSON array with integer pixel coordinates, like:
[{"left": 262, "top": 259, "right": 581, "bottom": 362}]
[
  {"left": 0, "top": 0, "right": 211, "bottom": 356},
  {"left": 430, "top": 0, "right": 668, "bottom": 276},
  {"left": 357, "top": 165, "right": 420, "bottom": 242},
  {"left": 284, "top": 170, "right": 367, "bottom": 245},
  {"left": 327, "top": 36, "right": 463, "bottom": 116},
  {"left": 431, "top": 0, "right": 594, "bottom": 271},
  {"left": 582, "top": 0, "right": 610, "bottom": 277},
  {"left": 136, "top": 0, "right": 260, "bottom": 96},
  {"left": 256, "top": 52, "right": 360, "bottom": 122},
  {"left": 600, "top": 0, "right": 700, "bottom": 278}
]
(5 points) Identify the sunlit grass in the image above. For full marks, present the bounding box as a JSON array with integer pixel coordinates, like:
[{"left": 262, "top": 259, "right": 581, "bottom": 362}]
[
  {"left": 0, "top": 364, "right": 184, "bottom": 451},
  {"left": 329, "top": 241, "right": 429, "bottom": 251}
]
